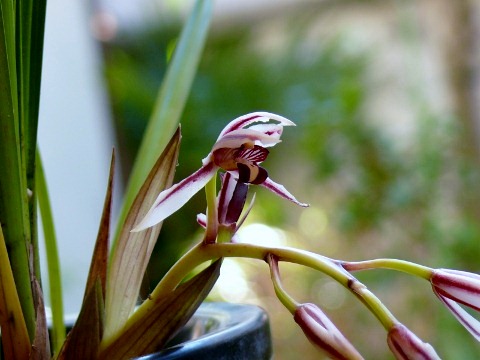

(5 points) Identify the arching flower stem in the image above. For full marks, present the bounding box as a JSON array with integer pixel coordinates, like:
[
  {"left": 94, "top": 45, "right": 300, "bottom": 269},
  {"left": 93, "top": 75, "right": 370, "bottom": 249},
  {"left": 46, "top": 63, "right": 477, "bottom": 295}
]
[
  {"left": 342, "top": 259, "right": 433, "bottom": 280},
  {"left": 134, "top": 242, "right": 399, "bottom": 334}
]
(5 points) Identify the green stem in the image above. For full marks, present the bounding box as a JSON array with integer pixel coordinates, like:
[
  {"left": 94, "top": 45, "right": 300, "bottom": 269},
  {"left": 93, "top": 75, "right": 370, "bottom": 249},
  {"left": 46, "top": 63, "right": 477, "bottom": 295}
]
[
  {"left": 138, "top": 242, "right": 398, "bottom": 332},
  {"left": 203, "top": 175, "right": 218, "bottom": 243},
  {"left": 341, "top": 258, "right": 433, "bottom": 280},
  {"left": 267, "top": 254, "right": 298, "bottom": 313},
  {"left": 36, "top": 150, "right": 65, "bottom": 353}
]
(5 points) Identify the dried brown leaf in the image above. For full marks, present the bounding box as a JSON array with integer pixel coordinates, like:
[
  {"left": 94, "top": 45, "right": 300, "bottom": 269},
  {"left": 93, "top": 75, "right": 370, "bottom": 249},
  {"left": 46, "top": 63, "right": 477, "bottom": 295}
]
[
  {"left": 56, "top": 279, "right": 104, "bottom": 360},
  {"left": 104, "top": 128, "right": 181, "bottom": 340},
  {"left": 29, "top": 279, "right": 50, "bottom": 360},
  {"left": 99, "top": 259, "right": 222, "bottom": 359},
  {"left": 85, "top": 149, "right": 115, "bottom": 299}
]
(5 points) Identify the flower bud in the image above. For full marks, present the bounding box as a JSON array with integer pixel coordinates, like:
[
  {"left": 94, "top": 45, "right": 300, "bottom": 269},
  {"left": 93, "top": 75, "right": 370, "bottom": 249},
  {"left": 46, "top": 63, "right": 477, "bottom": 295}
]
[
  {"left": 294, "top": 303, "right": 363, "bottom": 360},
  {"left": 431, "top": 269, "right": 480, "bottom": 311},
  {"left": 387, "top": 323, "right": 440, "bottom": 360},
  {"left": 430, "top": 269, "right": 480, "bottom": 341}
]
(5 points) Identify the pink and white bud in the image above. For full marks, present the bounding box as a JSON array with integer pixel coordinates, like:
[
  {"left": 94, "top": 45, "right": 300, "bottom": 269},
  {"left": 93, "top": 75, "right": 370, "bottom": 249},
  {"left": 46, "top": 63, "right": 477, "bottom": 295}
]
[
  {"left": 431, "top": 269, "right": 480, "bottom": 341},
  {"left": 294, "top": 303, "right": 364, "bottom": 360},
  {"left": 431, "top": 269, "right": 480, "bottom": 311},
  {"left": 387, "top": 323, "right": 440, "bottom": 360}
]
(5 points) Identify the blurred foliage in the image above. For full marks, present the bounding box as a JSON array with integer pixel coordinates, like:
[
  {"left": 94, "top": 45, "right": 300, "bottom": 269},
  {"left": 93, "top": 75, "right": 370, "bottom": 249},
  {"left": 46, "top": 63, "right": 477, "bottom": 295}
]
[{"left": 102, "top": 3, "right": 480, "bottom": 358}]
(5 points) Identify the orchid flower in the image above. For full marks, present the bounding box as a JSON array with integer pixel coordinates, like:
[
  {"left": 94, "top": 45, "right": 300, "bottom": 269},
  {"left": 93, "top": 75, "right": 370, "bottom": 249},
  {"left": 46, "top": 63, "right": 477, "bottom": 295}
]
[
  {"left": 430, "top": 269, "right": 480, "bottom": 340},
  {"left": 387, "top": 323, "right": 440, "bottom": 360},
  {"left": 132, "top": 112, "right": 308, "bottom": 232}
]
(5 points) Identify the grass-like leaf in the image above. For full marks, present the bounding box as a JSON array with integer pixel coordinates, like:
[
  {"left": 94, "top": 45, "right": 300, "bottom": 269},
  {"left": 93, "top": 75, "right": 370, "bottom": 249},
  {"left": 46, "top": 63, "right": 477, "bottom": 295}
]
[
  {"left": 104, "top": 129, "right": 181, "bottom": 341},
  {"left": 36, "top": 150, "right": 65, "bottom": 354},
  {"left": 113, "top": 0, "right": 213, "bottom": 248},
  {"left": 99, "top": 259, "right": 222, "bottom": 359},
  {"left": 0, "top": 224, "right": 30, "bottom": 360},
  {"left": 0, "top": 0, "right": 37, "bottom": 333}
]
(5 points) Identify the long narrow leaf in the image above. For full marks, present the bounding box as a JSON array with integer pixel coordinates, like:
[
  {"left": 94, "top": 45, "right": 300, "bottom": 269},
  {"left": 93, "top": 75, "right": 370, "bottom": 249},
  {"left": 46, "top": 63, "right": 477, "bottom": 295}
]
[
  {"left": 56, "top": 151, "right": 115, "bottom": 360},
  {"left": 29, "top": 279, "right": 50, "bottom": 360},
  {"left": 24, "top": 0, "right": 48, "bottom": 287},
  {"left": 0, "top": 224, "right": 30, "bottom": 360},
  {"left": 36, "top": 150, "right": 65, "bottom": 354},
  {"left": 84, "top": 150, "right": 115, "bottom": 300},
  {"left": 113, "top": 0, "right": 213, "bottom": 250},
  {"left": 104, "top": 129, "right": 181, "bottom": 341},
  {"left": 56, "top": 279, "right": 104, "bottom": 360},
  {"left": 99, "top": 259, "right": 222, "bottom": 359},
  {"left": 0, "top": 0, "right": 36, "bottom": 340}
]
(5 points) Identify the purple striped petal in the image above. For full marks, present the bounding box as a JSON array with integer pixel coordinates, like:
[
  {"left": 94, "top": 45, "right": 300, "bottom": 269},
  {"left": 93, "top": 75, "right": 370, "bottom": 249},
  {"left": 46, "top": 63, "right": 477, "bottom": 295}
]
[
  {"left": 261, "top": 177, "right": 309, "bottom": 207},
  {"left": 434, "top": 291, "right": 480, "bottom": 341},
  {"left": 218, "top": 111, "right": 295, "bottom": 138},
  {"left": 132, "top": 162, "right": 218, "bottom": 232},
  {"left": 431, "top": 269, "right": 480, "bottom": 311}
]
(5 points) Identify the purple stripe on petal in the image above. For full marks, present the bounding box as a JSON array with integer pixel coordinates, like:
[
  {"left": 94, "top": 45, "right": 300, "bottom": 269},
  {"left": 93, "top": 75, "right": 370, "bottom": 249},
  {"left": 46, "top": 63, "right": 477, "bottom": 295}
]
[
  {"left": 217, "top": 172, "right": 236, "bottom": 224},
  {"left": 132, "top": 162, "right": 218, "bottom": 231},
  {"left": 432, "top": 269, "right": 480, "bottom": 311},
  {"left": 261, "top": 177, "right": 309, "bottom": 207},
  {"left": 434, "top": 290, "right": 480, "bottom": 341}
]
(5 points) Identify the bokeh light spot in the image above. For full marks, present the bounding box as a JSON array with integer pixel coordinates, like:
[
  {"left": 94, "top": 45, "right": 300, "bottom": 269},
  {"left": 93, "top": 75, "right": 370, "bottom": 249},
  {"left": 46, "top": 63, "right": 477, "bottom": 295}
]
[{"left": 237, "top": 223, "right": 287, "bottom": 247}]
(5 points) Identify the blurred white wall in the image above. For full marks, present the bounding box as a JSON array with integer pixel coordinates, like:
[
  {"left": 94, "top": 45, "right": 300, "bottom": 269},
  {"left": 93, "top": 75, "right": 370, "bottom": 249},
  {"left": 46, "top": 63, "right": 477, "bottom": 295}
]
[{"left": 38, "top": 0, "right": 119, "bottom": 315}]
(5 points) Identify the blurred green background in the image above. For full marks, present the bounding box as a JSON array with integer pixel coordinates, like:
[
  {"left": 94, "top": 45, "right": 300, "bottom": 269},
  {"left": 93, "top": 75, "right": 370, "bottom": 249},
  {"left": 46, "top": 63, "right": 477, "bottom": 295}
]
[{"left": 99, "top": 0, "right": 479, "bottom": 358}]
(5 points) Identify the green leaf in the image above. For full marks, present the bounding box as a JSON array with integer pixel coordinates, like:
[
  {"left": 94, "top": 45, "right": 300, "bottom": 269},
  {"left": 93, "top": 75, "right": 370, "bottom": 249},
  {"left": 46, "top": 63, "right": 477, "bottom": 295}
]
[
  {"left": 112, "top": 0, "right": 214, "bottom": 249},
  {"left": 104, "top": 129, "right": 181, "bottom": 341},
  {"left": 99, "top": 259, "right": 222, "bottom": 359},
  {"left": 0, "top": 0, "right": 36, "bottom": 340},
  {"left": 36, "top": 150, "right": 65, "bottom": 354}
]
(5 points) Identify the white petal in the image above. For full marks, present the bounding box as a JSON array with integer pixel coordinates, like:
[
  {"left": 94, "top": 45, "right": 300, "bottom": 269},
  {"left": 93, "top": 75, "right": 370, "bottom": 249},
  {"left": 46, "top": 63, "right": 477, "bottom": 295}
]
[
  {"left": 212, "top": 129, "right": 281, "bottom": 152},
  {"left": 247, "top": 124, "right": 284, "bottom": 145},
  {"left": 131, "top": 162, "right": 218, "bottom": 232},
  {"left": 218, "top": 111, "right": 295, "bottom": 138},
  {"left": 261, "top": 177, "right": 309, "bottom": 207}
]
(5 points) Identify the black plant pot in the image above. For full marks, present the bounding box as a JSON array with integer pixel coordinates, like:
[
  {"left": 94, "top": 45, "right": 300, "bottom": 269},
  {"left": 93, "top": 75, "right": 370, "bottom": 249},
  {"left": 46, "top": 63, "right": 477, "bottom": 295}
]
[{"left": 136, "top": 302, "right": 272, "bottom": 360}]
